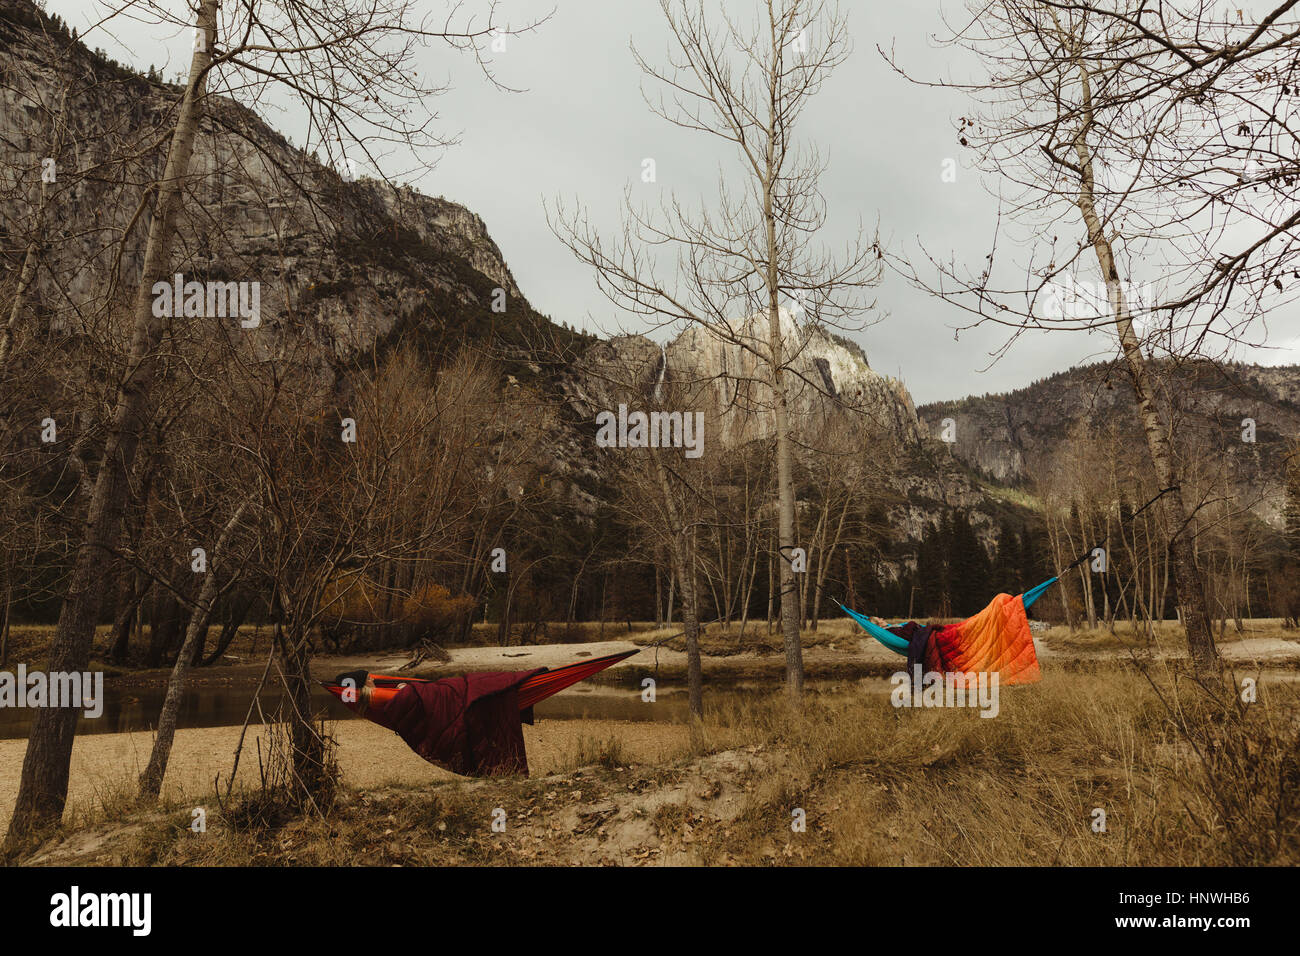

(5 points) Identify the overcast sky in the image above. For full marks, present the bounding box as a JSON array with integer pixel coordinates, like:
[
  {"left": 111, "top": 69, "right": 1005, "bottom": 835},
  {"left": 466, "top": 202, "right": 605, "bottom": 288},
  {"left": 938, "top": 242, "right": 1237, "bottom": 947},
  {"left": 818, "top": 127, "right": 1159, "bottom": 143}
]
[{"left": 51, "top": 0, "right": 1300, "bottom": 405}]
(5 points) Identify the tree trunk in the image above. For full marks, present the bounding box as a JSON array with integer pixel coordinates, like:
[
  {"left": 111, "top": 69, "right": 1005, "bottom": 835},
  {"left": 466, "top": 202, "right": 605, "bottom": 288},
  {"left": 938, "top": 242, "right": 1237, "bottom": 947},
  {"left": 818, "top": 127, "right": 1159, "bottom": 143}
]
[
  {"left": 497, "top": 564, "right": 515, "bottom": 646},
  {"left": 654, "top": 461, "right": 702, "bottom": 718},
  {"left": 764, "top": 124, "right": 804, "bottom": 693},
  {"left": 654, "top": 565, "right": 664, "bottom": 626},
  {"left": 0, "top": 239, "right": 42, "bottom": 374},
  {"left": 812, "top": 497, "right": 849, "bottom": 632},
  {"left": 676, "top": 541, "right": 703, "bottom": 720},
  {"left": 738, "top": 539, "right": 759, "bottom": 643},
  {"left": 0, "top": 85, "right": 72, "bottom": 372},
  {"left": 844, "top": 546, "right": 857, "bottom": 609},
  {"left": 1048, "top": 517, "right": 1078, "bottom": 630},
  {"left": 766, "top": 530, "right": 776, "bottom": 633},
  {"left": 772, "top": 388, "right": 804, "bottom": 693},
  {"left": 139, "top": 500, "right": 248, "bottom": 799},
  {"left": 110, "top": 438, "right": 158, "bottom": 665},
  {"left": 1076, "top": 509, "right": 1097, "bottom": 629},
  {"left": 598, "top": 570, "right": 607, "bottom": 641},
  {"left": 146, "top": 590, "right": 184, "bottom": 668},
  {"left": 4, "top": 1, "right": 219, "bottom": 848},
  {"left": 1069, "top": 59, "right": 1217, "bottom": 670},
  {"left": 273, "top": 589, "right": 329, "bottom": 804},
  {"left": 198, "top": 594, "right": 252, "bottom": 667},
  {"left": 110, "top": 573, "right": 149, "bottom": 664},
  {"left": 666, "top": 569, "right": 675, "bottom": 626},
  {"left": 0, "top": 581, "right": 10, "bottom": 668}
]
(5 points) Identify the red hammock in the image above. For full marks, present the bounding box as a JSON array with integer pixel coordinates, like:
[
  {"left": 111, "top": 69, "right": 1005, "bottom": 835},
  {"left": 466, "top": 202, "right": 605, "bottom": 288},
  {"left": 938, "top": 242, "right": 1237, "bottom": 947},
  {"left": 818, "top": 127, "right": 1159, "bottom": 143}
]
[{"left": 320, "top": 649, "right": 638, "bottom": 713}]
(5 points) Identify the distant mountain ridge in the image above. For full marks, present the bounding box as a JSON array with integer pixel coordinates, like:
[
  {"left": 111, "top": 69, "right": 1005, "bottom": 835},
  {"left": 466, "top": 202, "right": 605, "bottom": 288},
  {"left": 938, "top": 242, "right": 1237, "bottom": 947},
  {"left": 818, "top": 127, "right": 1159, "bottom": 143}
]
[
  {"left": 0, "top": 0, "right": 576, "bottom": 382},
  {"left": 567, "top": 309, "right": 922, "bottom": 449},
  {"left": 916, "top": 360, "right": 1300, "bottom": 529},
  {"left": 566, "top": 313, "right": 1025, "bottom": 565},
  {"left": 4, "top": 0, "right": 1293, "bottom": 551}
]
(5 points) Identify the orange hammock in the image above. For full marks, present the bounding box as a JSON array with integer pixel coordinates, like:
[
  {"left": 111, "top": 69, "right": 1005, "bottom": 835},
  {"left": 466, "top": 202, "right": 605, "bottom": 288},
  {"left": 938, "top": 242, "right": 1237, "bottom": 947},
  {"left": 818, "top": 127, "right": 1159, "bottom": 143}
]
[{"left": 321, "top": 649, "right": 638, "bottom": 713}]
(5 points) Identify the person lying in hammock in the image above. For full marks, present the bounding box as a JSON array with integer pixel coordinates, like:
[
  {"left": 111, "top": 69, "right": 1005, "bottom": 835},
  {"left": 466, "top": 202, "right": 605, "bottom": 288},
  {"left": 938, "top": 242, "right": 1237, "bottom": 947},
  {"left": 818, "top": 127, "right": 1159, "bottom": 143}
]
[
  {"left": 334, "top": 668, "right": 541, "bottom": 777},
  {"left": 866, "top": 616, "right": 945, "bottom": 676},
  {"left": 323, "top": 650, "right": 636, "bottom": 778},
  {"left": 845, "top": 589, "right": 1043, "bottom": 686}
]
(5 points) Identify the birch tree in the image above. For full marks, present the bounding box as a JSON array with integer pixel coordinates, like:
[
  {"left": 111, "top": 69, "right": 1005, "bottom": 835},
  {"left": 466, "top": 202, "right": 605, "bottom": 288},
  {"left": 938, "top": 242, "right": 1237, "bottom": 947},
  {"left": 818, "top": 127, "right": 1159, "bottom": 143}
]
[
  {"left": 137, "top": 495, "right": 250, "bottom": 799},
  {"left": 552, "top": 0, "right": 881, "bottom": 696},
  {"left": 883, "top": 0, "right": 1288, "bottom": 668},
  {"left": 5, "top": 0, "right": 528, "bottom": 847}
]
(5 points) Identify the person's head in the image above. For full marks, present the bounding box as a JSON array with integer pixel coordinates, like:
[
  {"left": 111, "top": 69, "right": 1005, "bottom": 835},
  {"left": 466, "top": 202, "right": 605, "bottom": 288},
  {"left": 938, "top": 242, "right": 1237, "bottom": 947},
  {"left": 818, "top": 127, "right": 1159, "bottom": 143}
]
[
  {"left": 334, "top": 670, "right": 374, "bottom": 714},
  {"left": 356, "top": 675, "right": 377, "bottom": 715}
]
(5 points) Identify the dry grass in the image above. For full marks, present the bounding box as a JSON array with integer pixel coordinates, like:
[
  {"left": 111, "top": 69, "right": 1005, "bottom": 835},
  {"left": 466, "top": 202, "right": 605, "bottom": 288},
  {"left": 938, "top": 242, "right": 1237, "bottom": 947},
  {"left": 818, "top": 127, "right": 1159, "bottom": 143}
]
[
  {"left": 219, "top": 715, "right": 340, "bottom": 830},
  {"left": 22, "top": 660, "right": 1296, "bottom": 867},
  {"left": 559, "top": 734, "right": 632, "bottom": 772},
  {"left": 689, "top": 664, "right": 1298, "bottom": 865},
  {"left": 1038, "top": 617, "right": 1296, "bottom": 651}
]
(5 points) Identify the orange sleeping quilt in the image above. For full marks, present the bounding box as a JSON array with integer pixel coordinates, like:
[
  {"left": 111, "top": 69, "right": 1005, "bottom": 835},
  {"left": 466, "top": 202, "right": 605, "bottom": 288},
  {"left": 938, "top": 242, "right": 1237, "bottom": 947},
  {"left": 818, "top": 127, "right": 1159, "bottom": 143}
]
[{"left": 925, "top": 592, "right": 1041, "bottom": 687}]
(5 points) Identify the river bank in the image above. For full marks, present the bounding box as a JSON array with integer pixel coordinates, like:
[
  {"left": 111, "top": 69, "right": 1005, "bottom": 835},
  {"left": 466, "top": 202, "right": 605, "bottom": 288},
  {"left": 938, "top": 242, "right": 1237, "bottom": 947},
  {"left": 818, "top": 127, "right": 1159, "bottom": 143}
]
[
  {"left": 4, "top": 620, "right": 1298, "bottom": 864},
  {"left": 13, "top": 665, "right": 1298, "bottom": 867},
  {"left": 6, "top": 619, "right": 1298, "bottom": 690}
]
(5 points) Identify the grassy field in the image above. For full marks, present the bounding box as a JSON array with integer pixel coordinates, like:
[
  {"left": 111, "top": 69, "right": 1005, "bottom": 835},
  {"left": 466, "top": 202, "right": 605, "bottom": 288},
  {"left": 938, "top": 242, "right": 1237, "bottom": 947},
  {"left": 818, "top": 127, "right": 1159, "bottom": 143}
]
[
  {"left": 18, "top": 659, "right": 1298, "bottom": 867},
  {"left": 1036, "top": 617, "right": 1293, "bottom": 649}
]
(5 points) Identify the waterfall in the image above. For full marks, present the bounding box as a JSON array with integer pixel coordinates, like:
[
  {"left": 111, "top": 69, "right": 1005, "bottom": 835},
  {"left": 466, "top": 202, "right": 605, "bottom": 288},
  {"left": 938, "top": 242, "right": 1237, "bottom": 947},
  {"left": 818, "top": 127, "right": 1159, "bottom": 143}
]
[{"left": 653, "top": 342, "right": 667, "bottom": 402}]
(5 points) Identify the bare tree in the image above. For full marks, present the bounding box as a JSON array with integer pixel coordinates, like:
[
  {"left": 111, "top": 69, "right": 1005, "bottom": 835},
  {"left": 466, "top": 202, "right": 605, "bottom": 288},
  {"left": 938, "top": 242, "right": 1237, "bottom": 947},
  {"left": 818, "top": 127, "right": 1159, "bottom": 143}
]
[
  {"left": 880, "top": 0, "right": 1299, "bottom": 668},
  {"left": 138, "top": 495, "right": 250, "bottom": 799},
  {"left": 5, "top": 0, "right": 534, "bottom": 847},
  {"left": 572, "top": 339, "right": 712, "bottom": 717},
  {"left": 552, "top": 0, "right": 881, "bottom": 696},
  {"left": 801, "top": 415, "right": 894, "bottom": 630}
]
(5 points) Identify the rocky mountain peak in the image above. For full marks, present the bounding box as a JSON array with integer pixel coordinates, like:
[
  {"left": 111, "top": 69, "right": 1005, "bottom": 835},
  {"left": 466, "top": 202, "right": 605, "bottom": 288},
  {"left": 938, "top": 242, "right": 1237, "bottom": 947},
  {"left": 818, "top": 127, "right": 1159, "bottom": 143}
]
[{"left": 571, "top": 309, "right": 922, "bottom": 450}]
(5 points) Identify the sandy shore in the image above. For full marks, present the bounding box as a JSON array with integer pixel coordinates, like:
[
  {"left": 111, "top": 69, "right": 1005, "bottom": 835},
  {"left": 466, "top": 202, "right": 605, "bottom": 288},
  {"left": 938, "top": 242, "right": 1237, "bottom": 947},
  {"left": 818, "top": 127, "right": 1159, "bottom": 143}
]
[{"left": 0, "top": 716, "right": 690, "bottom": 833}]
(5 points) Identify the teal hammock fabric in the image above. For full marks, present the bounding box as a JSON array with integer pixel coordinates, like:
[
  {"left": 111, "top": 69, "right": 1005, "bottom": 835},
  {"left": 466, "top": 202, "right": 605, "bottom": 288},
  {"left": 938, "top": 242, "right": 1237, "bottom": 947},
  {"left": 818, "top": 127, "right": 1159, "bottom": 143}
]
[
  {"left": 837, "top": 602, "right": 909, "bottom": 652},
  {"left": 839, "top": 576, "right": 1059, "bottom": 657},
  {"left": 1021, "top": 577, "right": 1057, "bottom": 610}
]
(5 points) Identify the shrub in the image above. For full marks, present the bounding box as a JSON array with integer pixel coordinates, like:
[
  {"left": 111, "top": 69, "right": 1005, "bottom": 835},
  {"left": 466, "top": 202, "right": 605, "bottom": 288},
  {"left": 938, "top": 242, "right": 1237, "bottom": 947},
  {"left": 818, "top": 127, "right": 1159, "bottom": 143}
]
[{"left": 319, "top": 572, "right": 475, "bottom": 650}]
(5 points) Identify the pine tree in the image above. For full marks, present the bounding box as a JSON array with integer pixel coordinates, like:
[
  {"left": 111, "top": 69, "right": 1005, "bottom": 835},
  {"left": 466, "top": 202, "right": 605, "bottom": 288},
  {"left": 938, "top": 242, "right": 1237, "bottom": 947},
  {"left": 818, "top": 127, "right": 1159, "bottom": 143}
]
[
  {"left": 1019, "top": 524, "right": 1047, "bottom": 590},
  {"left": 915, "top": 522, "right": 946, "bottom": 618},
  {"left": 949, "top": 510, "right": 991, "bottom": 615},
  {"left": 1286, "top": 453, "right": 1300, "bottom": 561},
  {"left": 994, "top": 521, "right": 1023, "bottom": 594}
]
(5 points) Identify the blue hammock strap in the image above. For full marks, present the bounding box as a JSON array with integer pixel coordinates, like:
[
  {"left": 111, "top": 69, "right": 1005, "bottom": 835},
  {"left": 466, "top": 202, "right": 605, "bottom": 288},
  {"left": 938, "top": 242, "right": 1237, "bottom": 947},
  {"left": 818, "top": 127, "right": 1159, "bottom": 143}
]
[
  {"left": 836, "top": 600, "right": 908, "bottom": 654},
  {"left": 1021, "top": 577, "right": 1058, "bottom": 610}
]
